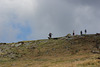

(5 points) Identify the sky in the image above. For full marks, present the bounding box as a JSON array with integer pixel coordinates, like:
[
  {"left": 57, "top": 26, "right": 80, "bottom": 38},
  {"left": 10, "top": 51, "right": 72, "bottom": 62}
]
[{"left": 0, "top": 0, "right": 100, "bottom": 43}]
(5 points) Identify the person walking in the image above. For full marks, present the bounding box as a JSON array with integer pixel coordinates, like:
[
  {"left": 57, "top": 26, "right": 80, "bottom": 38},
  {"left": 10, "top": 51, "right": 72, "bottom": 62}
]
[{"left": 85, "top": 29, "right": 87, "bottom": 34}]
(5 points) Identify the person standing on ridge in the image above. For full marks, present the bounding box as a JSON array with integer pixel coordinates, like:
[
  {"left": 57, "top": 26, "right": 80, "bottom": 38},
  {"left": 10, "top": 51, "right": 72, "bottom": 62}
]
[
  {"left": 85, "top": 29, "right": 87, "bottom": 34},
  {"left": 73, "top": 30, "right": 75, "bottom": 36},
  {"left": 48, "top": 33, "right": 52, "bottom": 39},
  {"left": 80, "top": 31, "right": 83, "bottom": 36}
]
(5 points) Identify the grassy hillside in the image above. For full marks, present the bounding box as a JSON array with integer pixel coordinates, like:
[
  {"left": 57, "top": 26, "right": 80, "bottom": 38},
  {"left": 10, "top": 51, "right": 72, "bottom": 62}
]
[{"left": 0, "top": 35, "right": 100, "bottom": 67}]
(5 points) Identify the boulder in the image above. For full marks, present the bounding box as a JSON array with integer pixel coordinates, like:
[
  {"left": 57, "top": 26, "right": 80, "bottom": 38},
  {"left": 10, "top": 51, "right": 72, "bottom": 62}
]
[{"left": 15, "top": 43, "right": 22, "bottom": 47}]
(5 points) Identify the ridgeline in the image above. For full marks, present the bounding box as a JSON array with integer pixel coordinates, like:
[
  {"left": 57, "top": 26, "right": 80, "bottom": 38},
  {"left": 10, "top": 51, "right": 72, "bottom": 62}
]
[{"left": 0, "top": 34, "right": 100, "bottom": 67}]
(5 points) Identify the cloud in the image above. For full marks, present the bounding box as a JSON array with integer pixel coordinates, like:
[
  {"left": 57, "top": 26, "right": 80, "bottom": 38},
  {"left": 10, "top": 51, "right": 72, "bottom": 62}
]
[
  {"left": 0, "top": 0, "right": 100, "bottom": 42},
  {"left": 28, "top": 0, "right": 98, "bottom": 39},
  {"left": 0, "top": 0, "right": 37, "bottom": 42}
]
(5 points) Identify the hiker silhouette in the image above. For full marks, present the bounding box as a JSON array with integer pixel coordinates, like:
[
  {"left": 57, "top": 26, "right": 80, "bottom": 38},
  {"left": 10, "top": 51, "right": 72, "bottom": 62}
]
[
  {"left": 73, "top": 30, "right": 75, "bottom": 36},
  {"left": 85, "top": 29, "right": 87, "bottom": 34},
  {"left": 80, "top": 31, "right": 83, "bottom": 36},
  {"left": 48, "top": 33, "right": 52, "bottom": 39}
]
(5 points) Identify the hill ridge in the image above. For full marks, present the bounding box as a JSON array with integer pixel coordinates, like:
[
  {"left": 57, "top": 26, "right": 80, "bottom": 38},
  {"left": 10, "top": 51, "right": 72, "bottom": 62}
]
[{"left": 0, "top": 34, "right": 100, "bottom": 67}]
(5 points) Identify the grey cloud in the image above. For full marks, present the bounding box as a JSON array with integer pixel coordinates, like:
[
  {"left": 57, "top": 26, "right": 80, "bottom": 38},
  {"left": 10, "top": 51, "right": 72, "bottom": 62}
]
[
  {"left": 0, "top": 0, "right": 100, "bottom": 42},
  {"left": 28, "top": 0, "right": 100, "bottom": 40}
]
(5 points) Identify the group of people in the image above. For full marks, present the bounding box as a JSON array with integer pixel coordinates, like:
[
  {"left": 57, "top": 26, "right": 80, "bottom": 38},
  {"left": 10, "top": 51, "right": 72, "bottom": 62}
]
[
  {"left": 48, "top": 29, "right": 87, "bottom": 39},
  {"left": 73, "top": 29, "right": 87, "bottom": 36}
]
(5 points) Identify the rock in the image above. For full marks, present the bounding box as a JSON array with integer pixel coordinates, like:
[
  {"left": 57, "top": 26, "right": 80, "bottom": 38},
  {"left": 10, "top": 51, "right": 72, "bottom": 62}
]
[
  {"left": 18, "top": 42, "right": 24, "bottom": 44},
  {"left": 91, "top": 50, "right": 100, "bottom": 54},
  {"left": 15, "top": 43, "right": 22, "bottom": 47},
  {"left": 11, "top": 44, "right": 15, "bottom": 47}
]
